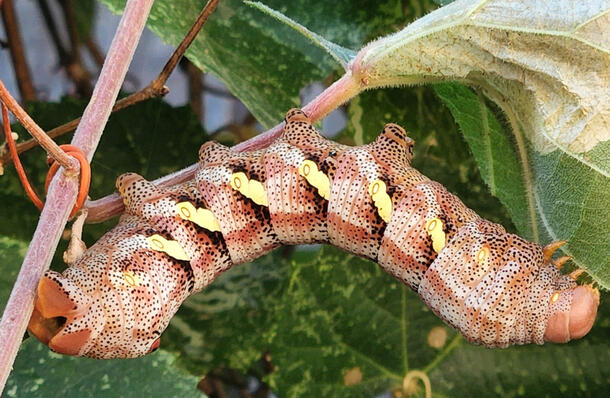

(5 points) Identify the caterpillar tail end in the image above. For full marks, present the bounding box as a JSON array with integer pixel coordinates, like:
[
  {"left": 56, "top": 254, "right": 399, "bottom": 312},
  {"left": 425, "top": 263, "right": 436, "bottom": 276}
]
[{"left": 544, "top": 284, "right": 600, "bottom": 343}]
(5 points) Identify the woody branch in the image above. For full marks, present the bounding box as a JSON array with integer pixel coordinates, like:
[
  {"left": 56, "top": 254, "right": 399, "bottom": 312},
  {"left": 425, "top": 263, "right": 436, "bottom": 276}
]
[{"left": 0, "top": 0, "right": 155, "bottom": 393}]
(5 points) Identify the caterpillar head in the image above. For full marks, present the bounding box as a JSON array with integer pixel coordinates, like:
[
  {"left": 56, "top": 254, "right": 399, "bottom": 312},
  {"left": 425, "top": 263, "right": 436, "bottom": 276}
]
[
  {"left": 544, "top": 285, "right": 599, "bottom": 343},
  {"left": 28, "top": 216, "right": 191, "bottom": 358},
  {"left": 418, "top": 220, "right": 599, "bottom": 347},
  {"left": 542, "top": 242, "right": 600, "bottom": 343}
]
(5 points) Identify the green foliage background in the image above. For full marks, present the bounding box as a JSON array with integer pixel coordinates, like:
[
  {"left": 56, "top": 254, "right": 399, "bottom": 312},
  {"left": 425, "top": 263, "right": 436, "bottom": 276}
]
[{"left": 1, "top": 0, "right": 607, "bottom": 396}]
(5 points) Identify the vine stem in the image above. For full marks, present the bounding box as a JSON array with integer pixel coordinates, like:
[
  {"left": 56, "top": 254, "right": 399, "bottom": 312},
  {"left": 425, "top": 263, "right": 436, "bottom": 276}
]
[
  {"left": 0, "top": 0, "right": 155, "bottom": 393},
  {"left": 0, "top": 0, "right": 220, "bottom": 169},
  {"left": 85, "top": 71, "right": 363, "bottom": 223},
  {"left": 0, "top": 80, "right": 76, "bottom": 171},
  {"left": 403, "top": 370, "right": 431, "bottom": 398}
]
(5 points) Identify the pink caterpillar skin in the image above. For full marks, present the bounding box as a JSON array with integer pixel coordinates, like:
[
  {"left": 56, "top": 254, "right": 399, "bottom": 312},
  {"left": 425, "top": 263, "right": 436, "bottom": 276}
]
[{"left": 28, "top": 109, "right": 599, "bottom": 358}]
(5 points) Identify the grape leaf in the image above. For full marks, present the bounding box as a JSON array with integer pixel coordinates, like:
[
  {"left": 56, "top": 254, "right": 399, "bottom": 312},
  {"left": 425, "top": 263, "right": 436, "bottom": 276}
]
[
  {"left": 0, "top": 237, "right": 28, "bottom": 311},
  {"left": 100, "top": 0, "right": 334, "bottom": 128},
  {"left": 358, "top": 0, "right": 609, "bottom": 158},
  {"left": 350, "top": 0, "right": 610, "bottom": 286},
  {"left": 264, "top": 246, "right": 610, "bottom": 397},
  {"left": 434, "top": 82, "right": 610, "bottom": 287},
  {"left": 99, "top": 0, "right": 435, "bottom": 128},
  {"left": 2, "top": 340, "right": 203, "bottom": 398},
  {"left": 245, "top": 1, "right": 357, "bottom": 68}
]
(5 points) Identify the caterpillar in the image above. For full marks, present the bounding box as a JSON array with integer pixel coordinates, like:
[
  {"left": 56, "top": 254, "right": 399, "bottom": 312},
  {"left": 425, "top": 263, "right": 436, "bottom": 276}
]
[{"left": 27, "top": 108, "right": 599, "bottom": 358}]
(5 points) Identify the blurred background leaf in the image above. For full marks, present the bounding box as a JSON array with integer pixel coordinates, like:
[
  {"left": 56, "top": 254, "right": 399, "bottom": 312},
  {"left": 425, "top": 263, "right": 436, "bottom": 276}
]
[{"left": 265, "top": 247, "right": 610, "bottom": 397}]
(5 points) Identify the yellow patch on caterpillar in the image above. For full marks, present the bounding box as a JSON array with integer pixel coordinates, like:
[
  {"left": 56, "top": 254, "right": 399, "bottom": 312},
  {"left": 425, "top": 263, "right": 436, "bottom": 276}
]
[
  {"left": 425, "top": 217, "right": 446, "bottom": 253},
  {"left": 147, "top": 234, "right": 191, "bottom": 261},
  {"left": 123, "top": 271, "right": 140, "bottom": 287},
  {"left": 550, "top": 291, "right": 560, "bottom": 303},
  {"left": 230, "top": 172, "right": 269, "bottom": 206},
  {"left": 298, "top": 160, "right": 330, "bottom": 200},
  {"left": 368, "top": 180, "right": 392, "bottom": 223},
  {"left": 175, "top": 202, "right": 221, "bottom": 232},
  {"left": 475, "top": 245, "right": 490, "bottom": 264}
]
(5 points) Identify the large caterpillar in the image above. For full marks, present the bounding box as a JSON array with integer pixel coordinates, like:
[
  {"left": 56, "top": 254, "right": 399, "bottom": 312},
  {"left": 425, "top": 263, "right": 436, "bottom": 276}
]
[{"left": 27, "top": 109, "right": 599, "bottom": 358}]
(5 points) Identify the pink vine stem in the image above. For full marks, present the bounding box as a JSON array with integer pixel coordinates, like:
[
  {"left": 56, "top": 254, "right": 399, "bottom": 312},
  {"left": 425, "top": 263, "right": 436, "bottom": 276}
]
[
  {"left": 0, "top": 0, "right": 155, "bottom": 393},
  {"left": 86, "top": 71, "right": 363, "bottom": 223}
]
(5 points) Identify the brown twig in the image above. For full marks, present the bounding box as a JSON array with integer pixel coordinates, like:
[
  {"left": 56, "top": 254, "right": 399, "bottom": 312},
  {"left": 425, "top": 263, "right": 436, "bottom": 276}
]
[
  {"left": 1, "top": 0, "right": 36, "bottom": 102},
  {"left": 60, "top": 0, "right": 80, "bottom": 59},
  {"left": 0, "top": 80, "right": 76, "bottom": 170},
  {"left": 35, "top": 0, "right": 93, "bottom": 97},
  {"left": 0, "top": 87, "right": 162, "bottom": 167},
  {"left": 0, "top": 0, "right": 157, "bottom": 393},
  {"left": 58, "top": 0, "right": 93, "bottom": 97},
  {"left": 36, "top": 0, "right": 70, "bottom": 62},
  {"left": 184, "top": 58, "right": 204, "bottom": 120},
  {"left": 156, "top": 0, "right": 221, "bottom": 86},
  {"left": 0, "top": 0, "right": 221, "bottom": 168},
  {"left": 84, "top": 37, "right": 105, "bottom": 67}
]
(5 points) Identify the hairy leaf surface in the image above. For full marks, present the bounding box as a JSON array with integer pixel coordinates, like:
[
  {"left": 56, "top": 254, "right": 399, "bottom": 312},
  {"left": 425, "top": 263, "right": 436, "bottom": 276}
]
[{"left": 251, "top": 0, "right": 610, "bottom": 286}]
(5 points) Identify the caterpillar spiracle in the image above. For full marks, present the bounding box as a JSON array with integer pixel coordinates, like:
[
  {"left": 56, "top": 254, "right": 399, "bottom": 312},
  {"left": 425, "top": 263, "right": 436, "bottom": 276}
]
[{"left": 28, "top": 108, "right": 599, "bottom": 358}]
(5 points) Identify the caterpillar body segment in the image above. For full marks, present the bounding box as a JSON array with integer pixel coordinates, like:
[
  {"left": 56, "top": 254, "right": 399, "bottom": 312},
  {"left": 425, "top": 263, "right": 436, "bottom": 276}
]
[{"left": 28, "top": 109, "right": 599, "bottom": 358}]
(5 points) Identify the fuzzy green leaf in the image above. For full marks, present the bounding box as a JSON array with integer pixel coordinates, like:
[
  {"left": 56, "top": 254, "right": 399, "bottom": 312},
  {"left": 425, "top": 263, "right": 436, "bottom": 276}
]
[
  {"left": 2, "top": 340, "right": 203, "bottom": 398},
  {"left": 261, "top": 0, "right": 609, "bottom": 287},
  {"left": 100, "top": 0, "right": 335, "bottom": 128},
  {"left": 245, "top": 1, "right": 357, "bottom": 68},
  {"left": 347, "top": 0, "right": 610, "bottom": 286},
  {"left": 434, "top": 82, "right": 610, "bottom": 288}
]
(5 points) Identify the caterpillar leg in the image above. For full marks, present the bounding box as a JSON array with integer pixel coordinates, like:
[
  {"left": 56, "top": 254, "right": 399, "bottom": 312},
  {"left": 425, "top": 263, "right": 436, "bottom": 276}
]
[{"left": 63, "top": 209, "right": 89, "bottom": 265}]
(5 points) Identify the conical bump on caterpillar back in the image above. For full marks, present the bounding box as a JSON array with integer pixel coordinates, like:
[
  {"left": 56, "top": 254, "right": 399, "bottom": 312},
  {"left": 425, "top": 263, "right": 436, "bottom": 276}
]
[{"left": 27, "top": 108, "right": 600, "bottom": 359}]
